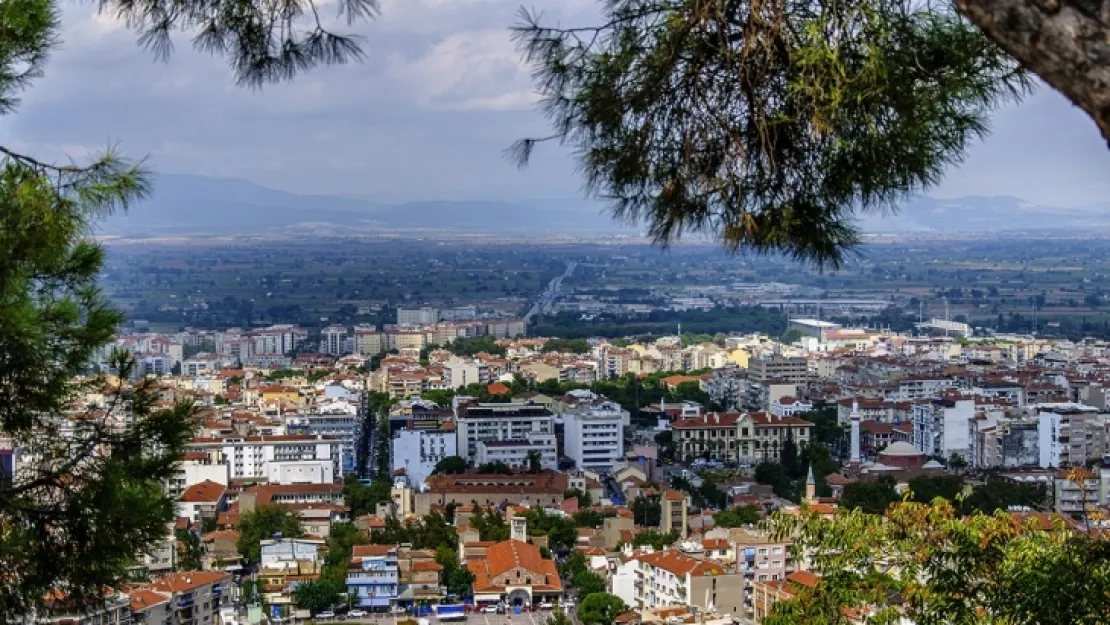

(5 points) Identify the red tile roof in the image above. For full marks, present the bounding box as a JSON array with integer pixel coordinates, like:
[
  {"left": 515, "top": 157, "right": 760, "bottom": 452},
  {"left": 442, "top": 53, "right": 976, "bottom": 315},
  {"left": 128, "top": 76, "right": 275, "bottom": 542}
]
[{"left": 179, "top": 480, "right": 226, "bottom": 503}]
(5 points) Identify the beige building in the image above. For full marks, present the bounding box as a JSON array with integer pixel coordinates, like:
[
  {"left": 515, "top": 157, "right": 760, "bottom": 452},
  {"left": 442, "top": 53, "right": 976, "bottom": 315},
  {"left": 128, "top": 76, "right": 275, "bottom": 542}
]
[
  {"left": 354, "top": 325, "right": 383, "bottom": 356},
  {"left": 612, "top": 547, "right": 744, "bottom": 617},
  {"left": 661, "top": 490, "right": 689, "bottom": 538}
]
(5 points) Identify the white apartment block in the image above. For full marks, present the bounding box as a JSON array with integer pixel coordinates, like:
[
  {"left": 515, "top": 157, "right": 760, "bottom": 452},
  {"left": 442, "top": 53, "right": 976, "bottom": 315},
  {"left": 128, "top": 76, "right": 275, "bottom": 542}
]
[
  {"left": 392, "top": 426, "right": 458, "bottom": 489},
  {"left": 913, "top": 397, "right": 975, "bottom": 460},
  {"left": 897, "top": 376, "right": 960, "bottom": 400},
  {"left": 563, "top": 411, "right": 624, "bottom": 473},
  {"left": 185, "top": 434, "right": 343, "bottom": 480},
  {"left": 266, "top": 459, "right": 334, "bottom": 484},
  {"left": 1038, "top": 404, "right": 1101, "bottom": 468},
  {"left": 475, "top": 436, "right": 558, "bottom": 470},
  {"left": 442, "top": 357, "right": 490, "bottom": 389},
  {"left": 321, "top": 325, "right": 349, "bottom": 356},
  {"left": 398, "top": 307, "right": 440, "bottom": 326},
  {"left": 251, "top": 324, "right": 307, "bottom": 355},
  {"left": 455, "top": 402, "right": 557, "bottom": 466}
]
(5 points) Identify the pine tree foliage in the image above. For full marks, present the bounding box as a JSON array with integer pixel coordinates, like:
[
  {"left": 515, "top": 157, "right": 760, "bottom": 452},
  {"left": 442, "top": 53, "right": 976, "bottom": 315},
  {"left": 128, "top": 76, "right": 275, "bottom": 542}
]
[{"left": 511, "top": 0, "right": 1030, "bottom": 266}]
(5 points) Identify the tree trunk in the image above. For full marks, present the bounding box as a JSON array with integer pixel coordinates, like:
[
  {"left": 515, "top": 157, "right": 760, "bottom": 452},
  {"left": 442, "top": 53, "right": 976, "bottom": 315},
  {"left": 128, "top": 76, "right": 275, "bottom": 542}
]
[{"left": 954, "top": 0, "right": 1110, "bottom": 145}]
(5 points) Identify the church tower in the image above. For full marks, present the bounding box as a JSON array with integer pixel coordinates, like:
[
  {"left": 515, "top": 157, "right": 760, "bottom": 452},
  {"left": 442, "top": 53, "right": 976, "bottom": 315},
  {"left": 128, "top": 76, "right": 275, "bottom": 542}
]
[{"left": 805, "top": 464, "right": 816, "bottom": 502}]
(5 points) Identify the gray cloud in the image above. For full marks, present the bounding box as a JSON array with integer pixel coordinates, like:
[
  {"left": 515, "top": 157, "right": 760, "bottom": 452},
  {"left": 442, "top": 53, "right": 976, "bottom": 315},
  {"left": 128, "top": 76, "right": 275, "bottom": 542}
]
[{"left": 4, "top": 2, "right": 1108, "bottom": 208}]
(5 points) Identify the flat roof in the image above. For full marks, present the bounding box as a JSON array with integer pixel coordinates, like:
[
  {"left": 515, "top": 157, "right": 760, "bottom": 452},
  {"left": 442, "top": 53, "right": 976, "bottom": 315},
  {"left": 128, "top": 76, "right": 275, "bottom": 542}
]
[{"left": 789, "top": 319, "right": 841, "bottom": 328}]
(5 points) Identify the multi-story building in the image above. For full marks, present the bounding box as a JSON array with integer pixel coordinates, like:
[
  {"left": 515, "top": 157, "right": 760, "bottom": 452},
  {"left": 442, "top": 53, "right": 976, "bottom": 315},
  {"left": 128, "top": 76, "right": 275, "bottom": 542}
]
[
  {"left": 913, "top": 397, "right": 975, "bottom": 460},
  {"left": 251, "top": 324, "right": 307, "bottom": 355},
  {"left": 442, "top": 357, "right": 490, "bottom": 389},
  {"left": 475, "top": 437, "right": 558, "bottom": 470},
  {"left": 673, "top": 412, "right": 743, "bottom": 461},
  {"left": 1037, "top": 404, "right": 1102, "bottom": 468},
  {"left": 418, "top": 471, "right": 569, "bottom": 511},
  {"left": 287, "top": 402, "right": 361, "bottom": 473},
  {"left": 149, "top": 571, "right": 231, "bottom": 625},
  {"left": 896, "top": 376, "right": 959, "bottom": 401},
  {"left": 185, "top": 434, "right": 344, "bottom": 480},
  {"left": 321, "top": 325, "right": 349, "bottom": 356},
  {"left": 347, "top": 545, "right": 401, "bottom": 610},
  {"left": 732, "top": 528, "right": 794, "bottom": 619},
  {"left": 454, "top": 402, "right": 557, "bottom": 467},
  {"left": 563, "top": 410, "right": 625, "bottom": 474},
  {"left": 354, "top": 325, "right": 384, "bottom": 357},
  {"left": 392, "top": 425, "right": 458, "bottom": 488},
  {"left": 37, "top": 592, "right": 134, "bottom": 625},
  {"left": 661, "top": 490, "right": 689, "bottom": 537},
  {"left": 737, "top": 412, "right": 814, "bottom": 464},
  {"left": 748, "top": 355, "right": 809, "bottom": 384},
  {"left": 397, "top": 307, "right": 440, "bottom": 326},
  {"left": 1053, "top": 471, "right": 1103, "bottom": 517},
  {"left": 612, "top": 547, "right": 743, "bottom": 617}
]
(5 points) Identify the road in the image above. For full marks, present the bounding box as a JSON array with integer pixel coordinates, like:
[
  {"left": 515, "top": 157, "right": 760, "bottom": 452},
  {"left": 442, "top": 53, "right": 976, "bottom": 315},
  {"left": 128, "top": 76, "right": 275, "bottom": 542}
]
[{"left": 524, "top": 261, "right": 577, "bottom": 323}]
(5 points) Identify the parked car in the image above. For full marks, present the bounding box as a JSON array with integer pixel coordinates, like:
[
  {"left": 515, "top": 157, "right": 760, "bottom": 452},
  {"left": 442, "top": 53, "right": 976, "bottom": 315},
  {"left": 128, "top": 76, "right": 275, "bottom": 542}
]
[
  {"left": 389, "top": 607, "right": 407, "bottom": 615},
  {"left": 539, "top": 601, "right": 554, "bottom": 610},
  {"left": 348, "top": 609, "right": 368, "bottom": 618},
  {"left": 481, "top": 605, "right": 500, "bottom": 613},
  {"left": 316, "top": 611, "right": 336, "bottom": 620}
]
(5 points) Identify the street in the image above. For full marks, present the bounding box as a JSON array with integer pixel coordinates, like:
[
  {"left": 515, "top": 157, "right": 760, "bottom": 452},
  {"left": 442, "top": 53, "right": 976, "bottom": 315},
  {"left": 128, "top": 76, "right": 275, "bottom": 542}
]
[{"left": 306, "top": 613, "right": 559, "bottom": 625}]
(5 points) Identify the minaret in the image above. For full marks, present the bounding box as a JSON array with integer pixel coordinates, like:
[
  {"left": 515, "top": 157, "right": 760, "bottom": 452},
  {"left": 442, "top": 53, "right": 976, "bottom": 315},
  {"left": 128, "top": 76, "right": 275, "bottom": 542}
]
[
  {"left": 805, "top": 465, "right": 816, "bottom": 502},
  {"left": 850, "top": 399, "right": 861, "bottom": 464}
]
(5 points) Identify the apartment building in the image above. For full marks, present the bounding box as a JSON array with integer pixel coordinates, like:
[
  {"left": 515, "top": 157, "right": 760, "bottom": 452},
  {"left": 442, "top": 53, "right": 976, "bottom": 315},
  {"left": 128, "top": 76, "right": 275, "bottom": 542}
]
[
  {"left": 392, "top": 425, "right": 458, "bottom": 488},
  {"left": 737, "top": 412, "right": 814, "bottom": 464},
  {"left": 454, "top": 402, "right": 557, "bottom": 466},
  {"left": 251, "top": 324, "right": 307, "bottom": 355},
  {"left": 1037, "top": 404, "right": 1103, "bottom": 468},
  {"left": 913, "top": 397, "right": 975, "bottom": 460},
  {"left": 896, "top": 376, "right": 959, "bottom": 401},
  {"left": 286, "top": 403, "right": 360, "bottom": 473},
  {"left": 37, "top": 593, "right": 134, "bottom": 625},
  {"left": 150, "top": 571, "right": 231, "bottom": 625},
  {"left": 612, "top": 547, "right": 743, "bottom": 617},
  {"left": 354, "top": 325, "right": 384, "bottom": 357},
  {"left": 661, "top": 490, "right": 689, "bottom": 537},
  {"left": 673, "top": 412, "right": 743, "bottom": 461},
  {"left": 563, "top": 409, "right": 625, "bottom": 473},
  {"left": 321, "top": 325, "right": 349, "bottom": 356},
  {"left": 475, "top": 438, "right": 558, "bottom": 470},
  {"left": 732, "top": 528, "right": 794, "bottom": 619},
  {"left": 748, "top": 355, "right": 809, "bottom": 384},
  {"left": 185, "top": 434, "right": 344, "bottom": 480},
  {"left": 442, "top": 357, "right": 490, "bottom": 389},
  {"left": 398, "top": 307, "right": 440, "bottom": 326}
]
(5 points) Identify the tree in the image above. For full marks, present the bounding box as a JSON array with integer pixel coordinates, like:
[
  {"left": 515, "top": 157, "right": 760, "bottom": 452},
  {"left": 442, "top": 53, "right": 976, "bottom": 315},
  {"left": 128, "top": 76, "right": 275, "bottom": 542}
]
[
  {"left": 343, "top": 474, "right": 391, "bottom": 517},
  {"left": 175, "top": 528, "right": 204, "bottom": 571},
  {"left": 907, "top": 475, "right": 964, "bottom": 505},
  {"left": 714, "top": 504, "right": 761, "bottom": 528},
  {"left": 526, "top": 449, "right": 543, "bottom": 474},
  {"left": 780, "top": 328, "right": 804, "bottom": 345},
  {"left": 477, "top": 461, "right": 513, "bottom": 475},
  {"left": 545, "top": 608, "right": 574, "bottom": 625},
  {"left": 0, "top": 168, "right": 195, "bottom": 613},
  {"left": 755, "top": 462, "right": 795, "bottom": 499},
  {"left": 293, "top": 578, "right": 343, "bottom": 616},
  {"left": 436, "top": 545, "right": 475, "bottom": 597},
  {"left": 573, "top": 570, "right": 606, "bottom": 597},
  {"left": 962, "top": 478, "right": 1047, "bottom": 515},
  {"left": 564, "top": 488, "right": 593, "bottom": 509},
  {"left": 947, "top": 453, "right": 969, "bottom": 477},
  {"left": 839, "top": 475, "right": 900, "bottom": 515},
  {"left": 780, "top": 438, "right": 800, "bottom": 479},
  {"left": 631, "top": 530, "right": 680, "bottom": 550},
  {"left": 511, "top": 0, "right": 1028, "bottom": 265},
  {"left": 434, "top": 456, "right": 468, "bottom": 475},
  {"left": 0, "top": 0, "right": 376, "bottom": 611},
  {"left": 470, "top": 508, "right": 510, "bottom": 542},
  {"left": 578, "top": 593, "right": 628, "bottom": 625},
  {"left": 766, "top": 497, "right": 1110, "bottom": 625},
  {"left": 631, "top": 495, "right": 662, "bottom": 527},
  {"left": 236, "top": 504, "right": 304, "bottom": 563}
]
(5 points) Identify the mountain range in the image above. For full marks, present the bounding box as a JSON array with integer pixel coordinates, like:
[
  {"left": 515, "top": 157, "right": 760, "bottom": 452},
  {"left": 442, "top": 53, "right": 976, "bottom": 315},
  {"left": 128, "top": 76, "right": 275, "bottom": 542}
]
[{"left": 94, "top": 173, "right": 1110, "bottom": 237}]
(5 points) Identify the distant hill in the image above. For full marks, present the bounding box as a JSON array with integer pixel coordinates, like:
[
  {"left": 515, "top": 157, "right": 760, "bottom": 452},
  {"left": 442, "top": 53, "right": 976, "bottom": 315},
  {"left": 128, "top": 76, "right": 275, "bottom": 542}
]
[
  {"left": 95, "top": 173, "right": 628, "bottom": 236},
  {"left": 94, "top": 173, "right": 1110, "bottom": 236},
  {"left": 857, "top": 195, "right": 1110, "bottom": 233}
]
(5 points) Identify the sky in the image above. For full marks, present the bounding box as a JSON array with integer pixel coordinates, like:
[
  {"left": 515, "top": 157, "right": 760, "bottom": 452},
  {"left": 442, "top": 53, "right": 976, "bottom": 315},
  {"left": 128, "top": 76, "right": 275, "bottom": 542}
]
[{"left": 4, "top": 0, "right": 1110, "bottom": 207}]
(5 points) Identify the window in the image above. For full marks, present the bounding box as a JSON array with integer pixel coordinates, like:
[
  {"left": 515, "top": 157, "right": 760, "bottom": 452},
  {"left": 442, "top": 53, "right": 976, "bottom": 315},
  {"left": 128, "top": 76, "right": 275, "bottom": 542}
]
[
  {"left": 772, "top": 547, "right": 782, "bottom": 555},
  {"left": 758, "top": 548, "right": 768, "bottom": 555}
]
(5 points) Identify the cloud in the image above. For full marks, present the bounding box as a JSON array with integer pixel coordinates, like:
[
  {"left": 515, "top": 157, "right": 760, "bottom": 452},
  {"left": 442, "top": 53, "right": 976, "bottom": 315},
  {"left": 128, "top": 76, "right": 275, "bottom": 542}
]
[
  {"left": 386, "top": 29, "right": 534, "bottom": 111},
  {"left": 0, "top": 1, "right": 1105, "bottom": 209}
]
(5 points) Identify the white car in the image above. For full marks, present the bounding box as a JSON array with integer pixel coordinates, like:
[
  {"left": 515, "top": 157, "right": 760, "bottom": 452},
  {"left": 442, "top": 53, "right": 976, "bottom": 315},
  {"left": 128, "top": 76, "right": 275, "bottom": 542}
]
[
  {"left": 348, "top": 609, "right": 368, "bottom": 618},
  {"left": 316, "top": 611, "right": 336, "bottom": 620},
  {"left": 481, "top": 605, "right": 500, "bottom": 613},
  {"left": 390, "top": 606, "right": 407, "bottom": 615},
  {"left": 539, "top": 602, "right": 554, "bottom": 610}
]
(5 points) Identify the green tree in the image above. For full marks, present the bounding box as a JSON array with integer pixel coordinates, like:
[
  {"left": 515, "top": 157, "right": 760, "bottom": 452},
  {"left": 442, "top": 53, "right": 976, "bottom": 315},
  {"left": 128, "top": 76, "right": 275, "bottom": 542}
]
[
  {"left": 545, "top": 608, "right": 574, "bottom": 625},
  {"left": 713, "top": 505, "right": 761, "bottom": 528},
  {"left": 470, "top": 508, "right": 510, "bottom": 542},
  {"left": 767, "top": 496, "right": 1110, "bottom": 625},
  {"left": 755, "top": 462, "right": 795, "bottom": 499},
  {"left": 947, "top": 453, "right": 969, "bottom": 477},
  {"left": 175, "top": 529, "right": 203, "bottom": 571},
  {"left": 320, "top": 523, "right": 368, "bottom": 585},
  {"left": 573, "top": 570, "right": 606, "bottom": 597},
  {"left": 236, "top": 504, "right": 304, "bottom": 563},
  {"left": 907, "top": 474, "right": 964, "bottom": 505},
  {"left": 423, "top": 389, "right": 456, "bottom": 407},
  {"left": 631, "top": 495, "right": 661, "bottom": 527},
  {"left": 435, "top": 545, "right": 475, "bottom": 597},
  {"left": 542, "top": 338, "right": 592, "bottom": 354},
  {"left": 560, "top": 550, "right": 587, "bottom": 580},
  {"left": 526, "top": 449, "right": 543, "bottom": 474},
  {"left": 293, "top": 578, "right": 343, "bottom": 616},
  {"left": 780, "top": 328, "right": 804, "bottom": 344},
  {"left": 343, "top": 474, "right": 391, "bottom": 517},
  {"left": 962, "top": 478, "right": 1046, "bottom": 515},
  {"left": 578, "top": 593, "right": 628, "bottom": 625},
  {"left": 511, "top": 0, "right": 1029, "bottom": 265},
  {"left": 564, "top": 488, "right": 593, "bottom": 509},
  {"left": 673, "top": 381, "right": 711, "bottom": 407},
  {"left": 477, "top": 461, "right": 513, "bottom": 475},
  {"left": 839, "top": 475, "right": 900, "bottom": 515},
  {"left": 0, "top": 155, "right": 195, "bottom": 613},
  {"left": 434, "top": 456, "right": 468, "bottom": 475},
  {"left": 631, "top": 530, "right": 680, "bottom": 550}
]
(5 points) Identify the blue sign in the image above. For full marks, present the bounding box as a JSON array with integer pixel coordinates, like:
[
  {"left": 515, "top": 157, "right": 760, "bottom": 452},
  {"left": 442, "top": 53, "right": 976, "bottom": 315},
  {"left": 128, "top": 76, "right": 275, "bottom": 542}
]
[{"left": 272, "top": 605, "right": 281, "bottom": 619}]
